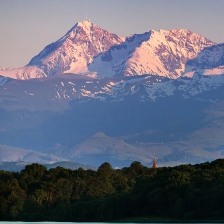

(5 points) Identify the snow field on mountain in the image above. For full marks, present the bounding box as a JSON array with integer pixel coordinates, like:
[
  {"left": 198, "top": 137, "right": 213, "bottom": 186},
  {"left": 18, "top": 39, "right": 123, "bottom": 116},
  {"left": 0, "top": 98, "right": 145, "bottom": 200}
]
[
  {"left": 0, "top": 66, "right": 47, "bottom": 79},
  {"left": 183, "top": 67, "right": 224, "bottom": 78},
  {"left": 203, "top": 68, "right": 224, "bottom": 75}
]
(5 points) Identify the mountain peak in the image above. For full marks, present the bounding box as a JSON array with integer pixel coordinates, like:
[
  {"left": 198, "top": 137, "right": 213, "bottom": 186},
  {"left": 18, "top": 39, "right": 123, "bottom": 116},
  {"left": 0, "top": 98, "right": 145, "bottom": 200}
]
[
  {"left": 77, "top": 20, "right": 92, "bottom": 26},
  {"left": 76, "top": 20, "right": 94, "bottom": 31},
  {"left": 62, "top": 20, "right": 95, "bottom": 40},
  {"left": 27, "top": 20, "right": 125, "bottom": 77}
]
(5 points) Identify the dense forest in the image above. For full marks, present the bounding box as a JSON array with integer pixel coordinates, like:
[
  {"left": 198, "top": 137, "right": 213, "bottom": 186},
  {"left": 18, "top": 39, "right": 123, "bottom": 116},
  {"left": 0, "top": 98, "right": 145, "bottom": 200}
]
[{"left": 0, "top": 159, "right": 224, "bottom": 222}]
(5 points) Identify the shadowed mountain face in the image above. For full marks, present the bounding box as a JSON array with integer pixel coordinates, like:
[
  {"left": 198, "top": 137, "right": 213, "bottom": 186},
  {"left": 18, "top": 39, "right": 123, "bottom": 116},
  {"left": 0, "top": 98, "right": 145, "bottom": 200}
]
[
  {"left": 0, "top": 21, "right": 224, "bottom": 168},
  {"left": 186, "top": 43, "right": 224, "bottom": 70}
]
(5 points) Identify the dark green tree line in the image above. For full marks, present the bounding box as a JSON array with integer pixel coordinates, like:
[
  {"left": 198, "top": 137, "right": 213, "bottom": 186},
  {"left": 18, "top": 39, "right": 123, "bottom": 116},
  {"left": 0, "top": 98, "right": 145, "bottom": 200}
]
[{"left": 0, "top": 159, "right": 224, "bottom": 221}]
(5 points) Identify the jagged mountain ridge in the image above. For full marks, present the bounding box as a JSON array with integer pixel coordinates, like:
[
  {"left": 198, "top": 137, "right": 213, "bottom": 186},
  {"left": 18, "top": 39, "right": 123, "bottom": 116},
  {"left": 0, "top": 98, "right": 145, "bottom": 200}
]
[
  {"left": 27, "top": 22, "right": 216, "bottom": 79},
  {"left": 88, "top": 28, "right": 215, "bottom": 79},
  {"left": 0, "top": 20, "right": 220, "bottom": 80}
]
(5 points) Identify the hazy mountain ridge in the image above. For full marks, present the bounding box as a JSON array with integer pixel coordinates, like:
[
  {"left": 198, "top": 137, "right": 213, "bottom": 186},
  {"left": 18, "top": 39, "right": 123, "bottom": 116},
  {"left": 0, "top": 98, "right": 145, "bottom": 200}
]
[
  {"left": 0, "top": 145, "right": 63, "bottom": 163},
  {"left": 0, "top": 66, "right": 47, "bottom": 80},
  {"left": 0, "top": 161, "right": 96, "bottom": 172}
]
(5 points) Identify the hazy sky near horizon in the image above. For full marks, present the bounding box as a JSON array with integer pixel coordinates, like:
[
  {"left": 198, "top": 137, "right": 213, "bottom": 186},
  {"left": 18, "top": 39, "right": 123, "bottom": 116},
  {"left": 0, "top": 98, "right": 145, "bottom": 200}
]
[{"left": 1, "top": 0, "right": 224, "bottom": 68}]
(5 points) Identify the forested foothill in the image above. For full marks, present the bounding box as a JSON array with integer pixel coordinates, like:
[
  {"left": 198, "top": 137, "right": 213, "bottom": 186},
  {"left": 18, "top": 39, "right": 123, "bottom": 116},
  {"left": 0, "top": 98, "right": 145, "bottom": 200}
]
[{"left": 0, "top": 159, "right": 224, "bottom": 222}]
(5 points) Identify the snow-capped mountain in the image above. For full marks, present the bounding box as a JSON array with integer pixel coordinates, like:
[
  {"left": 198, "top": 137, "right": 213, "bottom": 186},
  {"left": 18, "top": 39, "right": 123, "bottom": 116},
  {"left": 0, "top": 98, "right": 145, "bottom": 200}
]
[
  {"left": 28, "top": 20, "right": 125, "bottom": 77},
  {"left": 27, "top": 21, "right": 215, "bottom": 79},
  {"left": 0, "top": 20, "right": 224, "bottom": 105},
  {"left": 1, "top": 20, "right": 220, "bottom": 81},
  {"left": 89, "top": 29, "right": 215, "bottom": 79}
]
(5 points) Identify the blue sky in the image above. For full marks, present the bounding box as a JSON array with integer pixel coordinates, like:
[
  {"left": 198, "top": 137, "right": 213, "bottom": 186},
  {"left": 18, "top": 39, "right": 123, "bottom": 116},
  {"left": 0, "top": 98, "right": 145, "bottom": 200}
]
[{"left": 1, "top": 0, "right": 224, "bottom": 67}]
